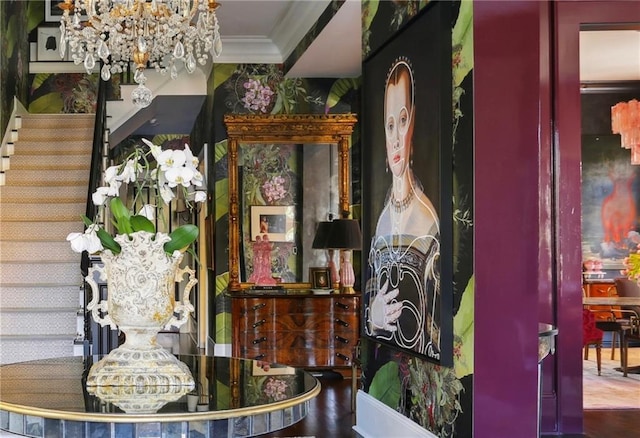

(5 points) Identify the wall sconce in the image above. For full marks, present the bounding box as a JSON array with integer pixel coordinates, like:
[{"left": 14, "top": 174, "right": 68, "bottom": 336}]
[
  {"left": 612, "top": 98, "right": 640, "bottom": 165},
  {"left": 324, "top": 219, "right": 362, "bottom": 294}
]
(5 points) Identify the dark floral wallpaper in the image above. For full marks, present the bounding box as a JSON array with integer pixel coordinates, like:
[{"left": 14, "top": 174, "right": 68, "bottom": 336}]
[
  {"left": 0, "top": 0, "right": 39, "bottom": 135},
  {"left": 360, "top": 1, "right": 474, "bottom": 436},
  {"left": 202, "top": 63, "right": 360, "bottom": 344}
]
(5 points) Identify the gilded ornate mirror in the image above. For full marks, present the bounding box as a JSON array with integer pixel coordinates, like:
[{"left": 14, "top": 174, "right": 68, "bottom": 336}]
[{"left": 224, "top": 113, "right": 358, "bottom": 292}]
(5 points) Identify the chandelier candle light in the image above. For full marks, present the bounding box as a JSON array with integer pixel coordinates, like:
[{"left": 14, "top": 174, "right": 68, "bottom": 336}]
[{"left": 58, "top": 0, "right": 222, "bottom": 108}]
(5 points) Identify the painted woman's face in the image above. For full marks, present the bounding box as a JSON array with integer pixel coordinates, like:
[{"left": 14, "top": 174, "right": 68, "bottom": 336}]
[{"left": 384, "top": 71, "right": 414, "bottom": 178}]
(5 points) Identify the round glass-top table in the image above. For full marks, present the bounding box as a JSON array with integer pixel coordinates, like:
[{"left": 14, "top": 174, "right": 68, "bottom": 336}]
[{"left": 0, "top": 355, "right": 320, "bottom": 437}]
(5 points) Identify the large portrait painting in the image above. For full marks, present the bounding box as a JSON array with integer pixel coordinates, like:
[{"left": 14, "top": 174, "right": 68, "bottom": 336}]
[
  {"left": 581, "top": 133, "right": 640, "bottom": 276},
  {"left": 361, "top": 2, "right": 453, "bottom": 365}
]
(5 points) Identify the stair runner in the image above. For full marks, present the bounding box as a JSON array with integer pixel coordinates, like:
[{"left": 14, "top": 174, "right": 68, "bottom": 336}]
[{"left": 0, "top": 113, "right": 94, "bottom": 365}]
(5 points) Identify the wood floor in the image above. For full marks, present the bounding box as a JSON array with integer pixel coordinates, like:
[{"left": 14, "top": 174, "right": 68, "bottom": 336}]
[{"left": 258, "top": 373, "right": 639, "bottom": 438}]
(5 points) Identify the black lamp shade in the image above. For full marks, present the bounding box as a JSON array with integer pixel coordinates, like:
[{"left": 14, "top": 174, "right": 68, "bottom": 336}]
[
  {"left": 325, "top": 219, "right": 362, "bottom": 250},
  {"left": 312, "top": 221, "right": 332, "bottom": 249}
]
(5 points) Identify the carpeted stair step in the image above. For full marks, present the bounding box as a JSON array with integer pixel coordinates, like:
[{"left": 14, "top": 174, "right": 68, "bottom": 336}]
[
  {"left": 0, "top": 185, "right": 88, "bottom": 203},
  {"left": 19, "top": 114, "right": 94, "bottom": 130},
  {"left": 16, "top": 127, "right": 94, "bottom": 141},
  {"left": 0, "top": 337, "right": 77, "bottom": 364},
  {"left": 3, "top": 169, "right": 89, "bottom": 185},
  {"left": 9, "top": 153, "right": 91, "bottom": 170},
  {"left": 0, "top": 202, "right": 85, "bottom": 221},
  {"left": 0, "top": 241, "right": 79, "bottom": 262},
  {"left": 11, "top": 140, "right": 92, "bottom": 155},
  {"left": 0, "top": 285, "right": 81, "bottom": 308},
  {"left": 0, "top": 261, "right": 82, "bottom": 285},
  {"left": 0, "top": 221, "right": 83, "bottom": 240},
  {"left": 0, "top": 308, "right": 78, "bottom": 336}
]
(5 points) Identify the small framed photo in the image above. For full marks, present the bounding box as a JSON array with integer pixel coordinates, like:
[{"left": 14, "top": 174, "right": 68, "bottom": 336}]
[
  {"left": 309, "top": 267, "right": 331, "bottom": 289},
  {"left": 250, "top": 206, "right": 295, "bottom": 242},
  {"left": 37, "top": 27, "right": 63, "bottom": 61},
  {"left": 45, "top": 0, "right": 87, "bottom": 22},
  {"left": 45, "top": 0, "right": 64, "bottom": 22}
]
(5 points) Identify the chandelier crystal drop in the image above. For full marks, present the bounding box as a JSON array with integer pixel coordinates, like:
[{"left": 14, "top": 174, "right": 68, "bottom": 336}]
[{"left": 58, "top": 0, "right": 222, "bottom": 108}]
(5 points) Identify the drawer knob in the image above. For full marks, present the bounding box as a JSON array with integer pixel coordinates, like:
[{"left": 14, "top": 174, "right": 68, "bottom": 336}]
[
  {"left": 253, "top": 336, "right": 267, "bottom": 344},
  {"left": 336, "top": 353, "right": 350, "bottom": 362},
  {"left": 252, "top": 319, "right": 266, "bottom": 328},
  {"left": 334, "top": 318, "right": 349, "bottom": 327},
  {"left": 335, "top": 335, "right": 349, "bottom": 344},
  {"left": 335, "top": 302, "right": 349, "bottom": 310},
  {"left": 251, "top": 303, "right": 267, "bottom": 311}
]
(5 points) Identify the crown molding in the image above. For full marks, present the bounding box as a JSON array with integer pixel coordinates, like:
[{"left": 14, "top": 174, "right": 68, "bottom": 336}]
[
  {"left": 271, "top": 0, "right": 331, "bottom": 61},
  {"left": 214, "top": 37, "right": 283, "bottom": 64},
  {"left": 212, "top": 1, "right": 330, "bottom": 65}
]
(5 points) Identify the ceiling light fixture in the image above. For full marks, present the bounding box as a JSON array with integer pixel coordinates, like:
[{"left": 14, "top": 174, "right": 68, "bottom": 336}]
[
  {"left": 58, "top": 0, "right": 222, "bottom": 108},
  {"left": 611, "top": 99, "right": 640, "bottom": 165}
]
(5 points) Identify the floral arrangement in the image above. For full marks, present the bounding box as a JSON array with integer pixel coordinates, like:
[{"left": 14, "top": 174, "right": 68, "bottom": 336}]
[
  {"left": 624, "top": 249, "right": 640, "bottom": 283},
  {"left": 66, "top": 138, "right": 206, "bottom": 256}
]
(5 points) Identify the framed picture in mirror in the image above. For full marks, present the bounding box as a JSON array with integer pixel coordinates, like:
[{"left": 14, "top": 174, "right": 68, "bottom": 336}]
[
  {"left": 250, "top": 205, "right": 295, "bottom": 242},
  {"left": 37, "top": 27, "right": 63, "bottom": 61},
  {"left": 309, "top": 267, "right": 331, "bottom": 289}
]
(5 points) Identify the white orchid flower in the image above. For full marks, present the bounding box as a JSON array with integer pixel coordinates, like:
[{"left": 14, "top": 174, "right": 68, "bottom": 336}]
[
  {"left": 183, "top": 144, "right": 199, "bottom": 169},
  {"left": 141, "top": 137, "right": 162, "bottom": 160},
  {"left": 84, "top": 225, "right": 103, "bottom": 253},
  {"left": 158, "top": 149, "right": 186, "bottom": 171},
  {"left": 165, "top": 166, "right": 195, "bottom": 188},
  {"left": 137, "top": 204, "right": 156, "bottom": 221},
  {"left": 66, "top": 232, "right": 86, "bottom": 253},
  {"left": 104, "top": 165, "right": 120, "bottom": 185},
  {"left": 66, "top": 225, "right": 103, "bottom": 254},
  {"left": 118, "top": 159, "right": 139, "bottom": 183},
  {"left": 92, "top": 185, "right": 119, "bottom": 206},
  {"left": 193, "top": 191, "right": 207, "bottom": 203},
  {"left": 191, "top": 169, "right": 204, "bottom": 186},
  {"left": 151, "top": 168, "right": 175, "bottom": 204},
  {"left": 159, "top": 185, "right": 175, "bottom": 203}
]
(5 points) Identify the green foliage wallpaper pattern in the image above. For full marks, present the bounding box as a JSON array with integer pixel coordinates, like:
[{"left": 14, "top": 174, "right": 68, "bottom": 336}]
[{"left": 209, "top": 64, "right": 360, "bottom": 345}]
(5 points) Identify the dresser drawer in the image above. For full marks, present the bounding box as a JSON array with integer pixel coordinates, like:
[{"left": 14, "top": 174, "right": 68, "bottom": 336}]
[{"left": 231, "top": 294, "right": 360, "bottom": 369}]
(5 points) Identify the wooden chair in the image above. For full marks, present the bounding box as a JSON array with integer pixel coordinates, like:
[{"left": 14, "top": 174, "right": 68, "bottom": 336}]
[{"left": 583, "top": 308, "right": 603, "bottom": 376}]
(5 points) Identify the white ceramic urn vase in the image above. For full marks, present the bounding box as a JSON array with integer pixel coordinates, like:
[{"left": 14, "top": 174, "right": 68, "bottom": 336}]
[{"left": 84, "top": 231, "right": 196, "bottom": 389}]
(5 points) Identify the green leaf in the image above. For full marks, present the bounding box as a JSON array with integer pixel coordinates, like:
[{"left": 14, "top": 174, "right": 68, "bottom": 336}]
[
  {"left": 110, "top": 198, "right": 133, "bottom": 234},
  {"left": 213, "top": 64, "right": 238, "bottom": 89},
  {"left": 214, "top": 139, "right": 227, "bottom": 164},
  {"left": 130, "top": 215, "right": 156, "bottom": 233},
  {"left": 96, "top": 228, "right": 121, "bottom": 254},
  {"left": 164, "top": 225, "right": 199, "bottom": 254},
  {"left": 369, "top": 361, "right": 402, "bottom": 409},
  {"left": 28, "top": 91, "right": 64, "bottom": 114},
  {"left": 325, "top": 78, "right": 360, "bottom": 112}
]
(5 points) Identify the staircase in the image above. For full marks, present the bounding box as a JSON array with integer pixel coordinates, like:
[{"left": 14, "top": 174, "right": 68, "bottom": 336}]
[{"left": 0, "top": 113, "right": 94, "bottom": 365}]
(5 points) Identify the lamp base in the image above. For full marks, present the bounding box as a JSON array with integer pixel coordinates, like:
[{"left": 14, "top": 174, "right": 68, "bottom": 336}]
[{"left": 340, "top": 285, "right": 356, "bottom": 294}]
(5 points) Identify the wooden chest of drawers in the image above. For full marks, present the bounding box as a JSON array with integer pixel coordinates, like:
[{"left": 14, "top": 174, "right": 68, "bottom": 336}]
[{"left": 231, "top": 293, "right": 360, "bottom": 369}]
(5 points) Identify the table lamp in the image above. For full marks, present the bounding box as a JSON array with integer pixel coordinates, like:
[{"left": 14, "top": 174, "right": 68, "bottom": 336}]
[
  {"left": 325, "top": 219, "right": 362, "bottom": 294},
  {"left": 312, "top": 220, "right": 339, "bottom": 287}
]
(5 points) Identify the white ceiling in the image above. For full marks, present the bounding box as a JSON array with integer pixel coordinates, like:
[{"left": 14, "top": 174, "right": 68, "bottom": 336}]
[
  {"left": 580, "top": 30, "right": 640, "bottom": 81},
  {"left": 214, "top": 0, "right": 361, "bottom": 77}
]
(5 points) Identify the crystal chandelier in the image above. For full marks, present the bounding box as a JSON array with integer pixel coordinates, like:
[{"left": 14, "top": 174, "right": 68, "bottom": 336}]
[
  {"left": 611, "top": 99, "right": 640, "bottom": 165},
  {"left": 58, "top": 0, "right": 222, "bottom": 108}
]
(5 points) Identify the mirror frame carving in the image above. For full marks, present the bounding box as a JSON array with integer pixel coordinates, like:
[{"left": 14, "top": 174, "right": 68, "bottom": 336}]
[{"left": 224, "top": 113, "right": 358, "bottom": 292}]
